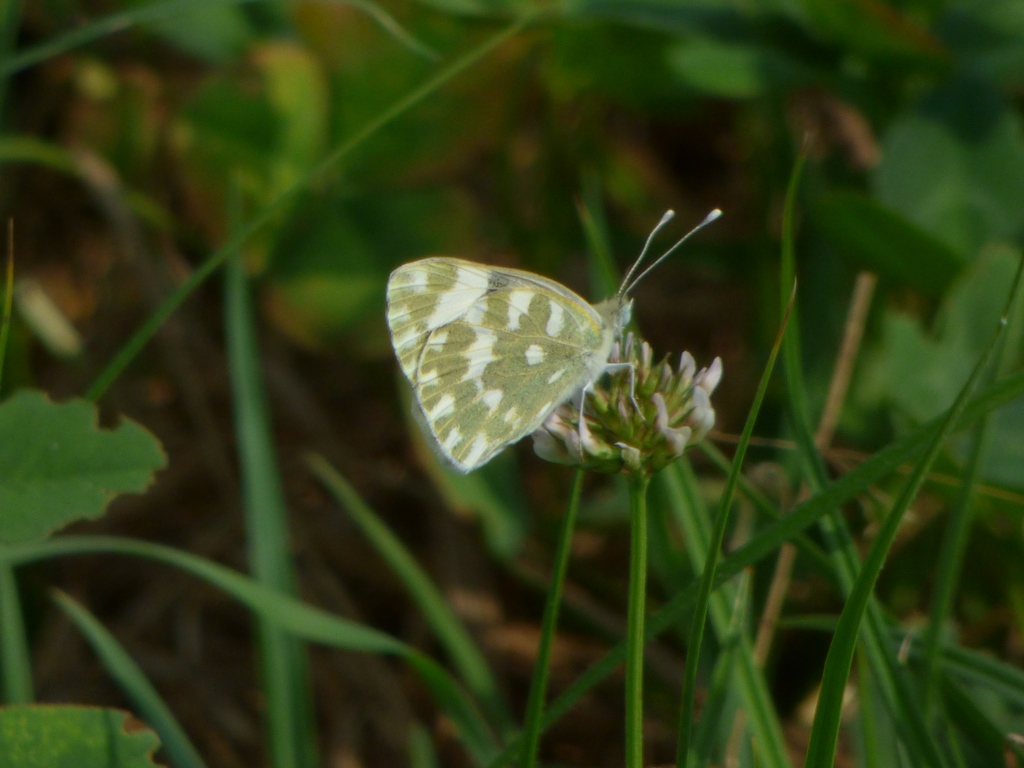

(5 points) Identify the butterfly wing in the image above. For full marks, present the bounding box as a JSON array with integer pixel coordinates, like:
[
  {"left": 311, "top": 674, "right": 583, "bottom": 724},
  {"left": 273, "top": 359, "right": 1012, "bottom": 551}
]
[{"left": 386, "top": 257, "right": 614, "bottom": 472}]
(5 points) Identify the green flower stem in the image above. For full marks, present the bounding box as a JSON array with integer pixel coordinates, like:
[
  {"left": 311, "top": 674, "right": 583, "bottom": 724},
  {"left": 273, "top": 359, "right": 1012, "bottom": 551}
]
[
  {"left": 625, "top": 471, "right": 651, "bottom": 768},
  {"left": 0, "top": 225, "right": 13, "bottom": 394},
  {"left": 520, "top": 470, "right": 584, "bottom": 768},
  {"left": 0, "top": 564, "right": 32, "bottom": 702}
]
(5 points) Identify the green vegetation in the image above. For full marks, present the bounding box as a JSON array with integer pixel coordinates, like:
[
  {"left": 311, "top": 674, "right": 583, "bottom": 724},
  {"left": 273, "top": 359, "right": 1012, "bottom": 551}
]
[{"left": 0, "top": 1, "right": 1022, "bottom": 767}]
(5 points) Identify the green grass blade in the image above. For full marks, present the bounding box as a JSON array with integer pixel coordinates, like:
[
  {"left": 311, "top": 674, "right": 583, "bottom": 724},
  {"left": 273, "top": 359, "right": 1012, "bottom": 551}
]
[
  {"left": 938, "top": 675, "right": 1007, "bottom": 766},
  {"left": 0, "top": 0, "right": 261, "bottom": 77},
  {"left": 480, "top": 365, "right": 1024, "bottom": 768},
  {"left": 520, "top": 470, "right": 584, "bottom": 768},
  {"left": 1, "top": 535, "right": 499, "bottom": 764},
  {"left": 725, "top": 369, "right": 1024, "bottom": 581},
  {"left": 307, "top": 454, "right": 512, "bottom": 733},
  {"left": 778, "top": 152, "right": 821, "bottom": 484},
  {"left": 675, "top": 283, "right": 795, "bottom": 768},
  {"left": 0, "top": 0, "right": 434, "bottom": 78},
  {"left": 625, "top": 472, "right": 651, "bottom": 768},
  {"left": 664, "top": 462, "right": 791, "bottom": 768},
  {"left": 409, "top": 723, "right": 441, "bottom": 768},
  {"left": 927, "top": 641, "right": 1024, "bottom": 708},
  {"left": 0, "top": 223, "right": 12, "bottom": 395},
  {"left": 920, "top": 414, "right": 991, "bottom": 709},
  {"left": 0, "top": 566, "right": 32, "bottom": 703},
  {"left": 802, "top": 257, "right": 1024, "bottom": 768},
  {"left": 225, "top": 253, "right": 317, "bottom": 768},
  {"left": 690, "top": 576, "right": 747, "bottom": 765},
  {"left": 778, "top": 155, "right": 946, "bottom": 766},
  {"left": 84, "top": 11, "right": 540, "bottom": 402},
  {"left": 922, "top": 271, "right": 1024, "bottom": 707},
  {"left": 0, "top": 0, "right": 21, "bottom": 118},
  {"left": 53, "top": 590, "right": 208, "bottom": 768},
  {"left": 0, "top": 137, "right": 174, "bottom": 230},
  {"left": 696, "top": 442, "right": 835, "bottom": 582},
  {"left": 854, "top": 649, "right": 888, "bottom": 768},
  {"left": 577, "top": 172, "right": 620, "bottom": 299}
]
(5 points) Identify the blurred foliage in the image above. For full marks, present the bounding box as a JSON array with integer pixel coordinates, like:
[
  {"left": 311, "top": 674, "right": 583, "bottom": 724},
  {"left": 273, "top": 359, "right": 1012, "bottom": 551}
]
[{"left": 3, "top": 0, "right": 1024, "bottom": 763}]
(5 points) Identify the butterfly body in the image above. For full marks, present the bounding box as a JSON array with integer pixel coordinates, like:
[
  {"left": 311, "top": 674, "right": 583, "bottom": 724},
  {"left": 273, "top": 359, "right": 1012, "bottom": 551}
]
[{"left": 386, "top": 257, "right": 630, "bottom": 472}]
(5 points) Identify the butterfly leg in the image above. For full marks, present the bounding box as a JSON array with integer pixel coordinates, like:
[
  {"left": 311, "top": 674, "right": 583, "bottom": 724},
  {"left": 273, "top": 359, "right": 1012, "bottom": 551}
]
[
  {"left": 575, "top": 385, "right": 590, "bottom": 460},
  {"left": 605, "top": 362, "right": 644, "bottom": 421}
]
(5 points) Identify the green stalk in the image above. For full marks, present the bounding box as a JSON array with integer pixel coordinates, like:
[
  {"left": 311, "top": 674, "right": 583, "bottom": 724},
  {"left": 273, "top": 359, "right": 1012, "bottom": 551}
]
[
  {"left": 226, "top": 245, "right": 316, "bottom": 768},
  {"left": 0, "top": 0, "right": 21, "bottom": 119},
  {"left": 625, "top": 471, "right": 651, "bottom": 768},
  {"left": 922, "top": 272, "right": 1023, "bottom": 709},
  {"left": 54, "top": 591, "right": 207, "bottom": 768},
  {"left": 0, "top": 565, "right": 32, "bottom": 702},
  {"left": 520, "top": 470, "right": 584, "bottom": 768},
  {"left": 0, "top": 224, "right": 12, "bottom": 394},
  {"left": 0, "top": 227, "right": 30, "bottom": 704},
  {"left": 675, "top": 285, "right": 795, "bottom": 767},
  {"left": 802, "top": 256, "right": 1024, "bottom": 768}
]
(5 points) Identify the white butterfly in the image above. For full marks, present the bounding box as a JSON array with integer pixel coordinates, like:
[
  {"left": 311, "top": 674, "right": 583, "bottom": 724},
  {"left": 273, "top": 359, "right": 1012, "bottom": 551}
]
[{"left": 385, "top": 209, "right": 722, "bottom": 472}]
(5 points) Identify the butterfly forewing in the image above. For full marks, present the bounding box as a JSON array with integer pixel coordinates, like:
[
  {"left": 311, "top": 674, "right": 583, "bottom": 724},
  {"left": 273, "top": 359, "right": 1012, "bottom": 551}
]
[{"left": 386, "top": 257, "right": 614, "bottom": 472}]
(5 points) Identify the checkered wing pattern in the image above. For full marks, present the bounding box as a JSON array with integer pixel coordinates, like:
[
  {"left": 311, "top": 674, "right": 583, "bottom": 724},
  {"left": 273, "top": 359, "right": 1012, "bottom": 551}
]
[{"left": 386, "top": 257, "right": 616, "bottom": 472}]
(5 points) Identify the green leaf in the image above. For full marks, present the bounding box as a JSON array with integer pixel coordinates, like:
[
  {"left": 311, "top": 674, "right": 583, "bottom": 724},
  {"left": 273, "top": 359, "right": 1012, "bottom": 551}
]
[
  {"left": 861, "top": 247, "right": 1024, "bottom": 488},
  {"left": 0, "top": 705, "right": 161, "bottom": 768},
  {"left": 812, "top": 191, "right": 966, "bottom": 297},
  {"left": 666, "top": 39, "right": 764, "bottom": 98},
  {"left": 0, "top": 391, "right": 166, "bottom": 545},
  {"left": 665, "top": 38, "right": 811, "bottom": 99},
  {"left": 873, "top": 76, "right": 1024, "bottom": 257}
]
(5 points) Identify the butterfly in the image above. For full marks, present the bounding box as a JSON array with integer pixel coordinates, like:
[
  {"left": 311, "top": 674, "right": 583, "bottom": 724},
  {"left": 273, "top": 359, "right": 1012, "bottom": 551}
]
[{"left": 385, "top": 209, "right": 721, "bottom": 473}]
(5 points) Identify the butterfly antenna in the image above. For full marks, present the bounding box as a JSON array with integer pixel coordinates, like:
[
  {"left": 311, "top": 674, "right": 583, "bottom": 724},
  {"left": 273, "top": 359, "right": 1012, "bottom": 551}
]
[
  {"left": 622, "top": 208, "right": 722, "bottom": 296},
  {"left": 617, "top": 209, "right": 676, "bottom": 299}
]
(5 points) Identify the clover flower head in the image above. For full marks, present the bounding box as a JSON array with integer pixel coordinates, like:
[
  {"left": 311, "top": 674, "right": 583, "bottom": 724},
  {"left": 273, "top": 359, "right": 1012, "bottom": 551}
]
[{"left": 532, "top": 333, "right": 721, "bottom": 476}]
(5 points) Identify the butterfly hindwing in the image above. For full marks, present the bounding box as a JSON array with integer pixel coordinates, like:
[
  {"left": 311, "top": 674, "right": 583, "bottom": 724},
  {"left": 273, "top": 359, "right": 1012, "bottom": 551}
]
[{"left": 386, "top": 257, "right": 615, "bottom": 472}]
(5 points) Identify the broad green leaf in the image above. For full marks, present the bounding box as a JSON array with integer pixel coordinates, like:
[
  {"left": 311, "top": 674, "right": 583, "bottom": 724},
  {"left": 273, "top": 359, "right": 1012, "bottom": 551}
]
[
  {"left": 0, "top": 705, "right": 160, "bottom": 768},
  {"left": 873, "top": 76, "right": 1024, "bottom": 257},
  {"left": 812, "top": 191, "right": 966, "bottom": 297},
  {"left": 0, "top": 390, "right": 166, "bottom": 545},
  {"left": 860, "top": 247, "right": 1024, "bottom": 488},
  {"left": 665, "top": 38, "right": 811, "bottom": 99},
  {"left": 665, "top": 39, "right": 763, "bottom": 98}
]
